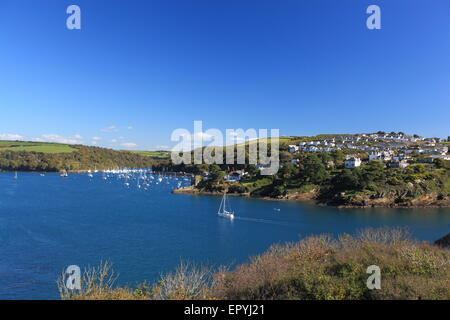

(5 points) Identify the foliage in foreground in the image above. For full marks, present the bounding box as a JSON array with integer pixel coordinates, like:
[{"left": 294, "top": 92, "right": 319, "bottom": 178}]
[{"left": 58, "top": 228, "right": 450, "bottom": 300}]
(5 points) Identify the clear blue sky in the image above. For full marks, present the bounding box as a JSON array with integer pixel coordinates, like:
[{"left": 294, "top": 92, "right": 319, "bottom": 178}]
[{"left": 0, "top": 0, "right": 449, "bottom": 150}]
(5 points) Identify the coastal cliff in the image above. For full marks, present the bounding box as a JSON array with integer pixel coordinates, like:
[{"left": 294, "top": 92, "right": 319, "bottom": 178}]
[{"left": 173, "top": 185, "right": 450, "bottom": 208}]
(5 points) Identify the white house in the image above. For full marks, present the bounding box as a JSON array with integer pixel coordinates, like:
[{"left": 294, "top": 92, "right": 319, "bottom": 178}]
[
  {"left": 437, "top": 146, "right": 448, "bottom": 154},
  {"left": 288, "top": 145, "right": 299, "bottom": 153},
  {"left": 305, "top": 146, "right": 319, "bottom": 152},
  {"left": 369, "top": 152, "right": 381, "bottom": 161},
  {"left": 344, "top": 156, "right": 362, "bottom": 168},
  {"left": 388, "top": 160, "right": 409, "bottom": 169},
  {"left": 226, "top": 170, "right": 245, "bottom": 182},
  {"left": 256, "top": 163, "right": 272, "bottom": 175},
  {"left": 369, "top": 151, "right": 392, "bottom": 162},
  {"left": 427, "top": 154, "right": 450, "bottom": 162}
]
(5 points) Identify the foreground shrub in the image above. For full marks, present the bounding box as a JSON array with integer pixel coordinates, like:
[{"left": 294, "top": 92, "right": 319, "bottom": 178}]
[
  {"left": 211, "top": 228, "right": 450, "bottom": 300},
  {"left": 59, "top": 228, "right": 450, "bottom": 300},
  {"left": 58, "top": 261, "right": 139, "bottom": 300},
  {"left": 151, "top": 261, "right": 216, "bottom": 300}
]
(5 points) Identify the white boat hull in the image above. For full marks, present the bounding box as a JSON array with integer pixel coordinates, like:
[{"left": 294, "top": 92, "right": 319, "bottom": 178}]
[
  {"left": 217, "top": 212, "right": 234, "bottom": 220},
  {"left": 217, "top": 192, "right": 235, "bottom": 220}
]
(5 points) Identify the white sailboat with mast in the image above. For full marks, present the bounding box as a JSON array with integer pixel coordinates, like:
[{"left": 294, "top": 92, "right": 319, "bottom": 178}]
[{"left": 217, "top": 191, "right": 234, "bottom": 220}]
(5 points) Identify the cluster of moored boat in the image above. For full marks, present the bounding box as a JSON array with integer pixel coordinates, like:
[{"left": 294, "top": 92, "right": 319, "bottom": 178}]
[
  {"left": 87, "top": 168, "right": 236, "bottom": 219},
  {"left": 14, "top": 168, "right": 235, "bottom": 220},
  {"left": 86, "top": 168, "right": 191, "bottom": 191}
]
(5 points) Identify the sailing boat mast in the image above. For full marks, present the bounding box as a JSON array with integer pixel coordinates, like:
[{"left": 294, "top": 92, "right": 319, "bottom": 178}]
[
  {"left": 217, "top": 190, "right": 234, "bottom": 220},
  {"left": 218, "top": 193, "right": 223, "bottom": 214},
  {"left": 223, "top": 192, "right": 228, "bottom": 213}
]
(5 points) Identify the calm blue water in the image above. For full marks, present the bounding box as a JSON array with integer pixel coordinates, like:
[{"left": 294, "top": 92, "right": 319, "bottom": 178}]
[{"left": 0, "top": 172, "right": 449, "bottom": 299}]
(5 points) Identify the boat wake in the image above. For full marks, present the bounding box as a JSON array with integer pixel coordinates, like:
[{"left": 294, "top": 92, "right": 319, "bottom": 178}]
[{"left": 231, "top": 215, "right": 294, "bottom": 227}]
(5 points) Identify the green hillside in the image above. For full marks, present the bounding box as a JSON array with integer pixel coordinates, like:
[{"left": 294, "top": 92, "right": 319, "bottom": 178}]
[
  {"left": 0, "top": 140, "right": 76, "bottom": 153},
  {"left": 129, "top": 150, "right": 171, "bottom": 159},
  {"left": 0, "top": 140, "right": 157, "bottom": 171},
  {"left": 235, "top": 136, "right": 294, "bottom": 147}
]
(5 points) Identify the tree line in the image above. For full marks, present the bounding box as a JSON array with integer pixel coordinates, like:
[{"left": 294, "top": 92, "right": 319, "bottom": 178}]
[{"left": 0, "top": 145, "right": 157, "bottom": 171}]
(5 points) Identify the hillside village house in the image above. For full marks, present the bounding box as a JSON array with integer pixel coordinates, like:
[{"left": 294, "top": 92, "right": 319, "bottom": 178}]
[
  {"left": 226, "top": 170, "right": 246, "bottom": 182},
  {"left": 421, "top": 154, "right": 450, "bottom": 163},
  {"left": 392, "top": 154, "right": 411, "bottom": 161},
  {"left": 288, "top": 133, "right": 447, "bottom": 162},
  {"left": 388, "top": 159, "right": 410, "bottom": 168},
  {"left": 256, "top": 163, "right": 274, "bottom": 175},
  {"left": 344, "top": 156, "right": 361, "bottom": 168},
  {"left": 369, "top": 151, "right": 393, "bottom": 161}
]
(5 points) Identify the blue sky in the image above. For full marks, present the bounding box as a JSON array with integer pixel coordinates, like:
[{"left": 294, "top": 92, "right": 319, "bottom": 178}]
[{"left": 0, "top": 0, "right": 449, "bottom": 150}]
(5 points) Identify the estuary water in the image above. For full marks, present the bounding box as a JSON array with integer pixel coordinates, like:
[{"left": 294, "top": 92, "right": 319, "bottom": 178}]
[{"left": 0, "top": 172, "right": 449, "bottom": 299}]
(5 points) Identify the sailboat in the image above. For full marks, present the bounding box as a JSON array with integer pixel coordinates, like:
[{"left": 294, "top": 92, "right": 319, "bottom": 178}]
[
  {"left": 60, "top": 169, "right": 68, "bottom": 177},
  {"left": 217, "top": 192, "right": 235, "bottom": 220},
  {"left": 14, "top": 171, "right": 18, "bottom": 179}
]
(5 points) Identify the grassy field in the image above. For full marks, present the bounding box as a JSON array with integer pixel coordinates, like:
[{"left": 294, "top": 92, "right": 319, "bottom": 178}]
[
  {"left": 130, "top": 150, "right": 171, "bottom": 159},
  {"left": 0, "top": 140, "right": 77, "bottom": 153},
  {"left": 0, "top": 140, "right": 170, "bottom": 157},
  {"left": 235, "top": 136, "right": 295, "bottom": 147},
  {"left": 235, "top": 135, "right": 359, "bottom": 147}
]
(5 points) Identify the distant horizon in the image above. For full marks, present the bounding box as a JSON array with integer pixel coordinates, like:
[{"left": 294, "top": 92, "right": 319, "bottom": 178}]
[
  {"left": 1, "top": 1, "right": 449, "bottom": 150},
  {"left": 1, "top": 130, "right": 447, "bottom": 152}
]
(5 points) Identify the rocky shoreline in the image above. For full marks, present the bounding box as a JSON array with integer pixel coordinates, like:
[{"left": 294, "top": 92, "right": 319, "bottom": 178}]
[
  {"left": 435, "top": 234, "right": 450, "bottom": 248},
  {"left": 173, "top": 186, "right": 450, "bottom": 208}
]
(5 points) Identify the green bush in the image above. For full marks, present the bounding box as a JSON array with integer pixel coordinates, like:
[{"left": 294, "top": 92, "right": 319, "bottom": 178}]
[{"left": 228, "top": 184, "right": 249, "bottom": 194}]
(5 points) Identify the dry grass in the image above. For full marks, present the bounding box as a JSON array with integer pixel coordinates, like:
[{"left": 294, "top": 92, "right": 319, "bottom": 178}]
[
  {"left": 58, "top": 261, "right": 139, "bottom": 300},
  {"left": 211, "top": 228, "right": 450, "bottom": 300},
  {"left": 151, "top": 261, "right": 219, "bottom": 300},
  {"left": 58, "top": 228, "right": 450, "bottom": 300}
]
